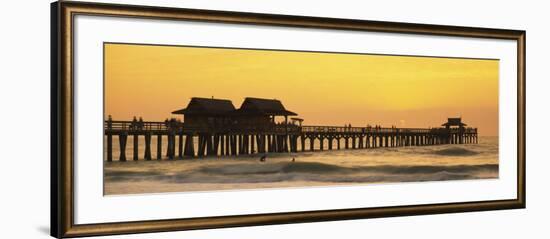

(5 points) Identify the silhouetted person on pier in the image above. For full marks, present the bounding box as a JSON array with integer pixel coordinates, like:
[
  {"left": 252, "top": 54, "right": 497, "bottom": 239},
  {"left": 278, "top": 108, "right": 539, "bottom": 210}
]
[
  {"left": 138, "top": 117, "right": 144, "bottom": 130},
  {"left": 107, "top": 115, "right": 113, "bottom": 129},
  {"left": 131, "top": 116, "right": 138, "bottom": 130}
]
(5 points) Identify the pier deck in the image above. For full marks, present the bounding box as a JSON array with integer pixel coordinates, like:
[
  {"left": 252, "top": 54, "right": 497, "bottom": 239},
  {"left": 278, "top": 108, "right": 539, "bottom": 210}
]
[{"left": 104, "top": 120, "right": 478, "bottom": 161}]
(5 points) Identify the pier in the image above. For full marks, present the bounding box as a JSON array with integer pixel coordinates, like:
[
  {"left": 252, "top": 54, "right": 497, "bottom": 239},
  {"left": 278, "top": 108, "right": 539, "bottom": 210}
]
[{"left": 104, "top": 97, "right": 478, "bottom": 161}]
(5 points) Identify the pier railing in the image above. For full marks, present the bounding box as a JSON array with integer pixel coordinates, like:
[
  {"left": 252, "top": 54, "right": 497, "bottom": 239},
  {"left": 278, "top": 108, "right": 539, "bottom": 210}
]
[
  {"left": 105, "top": 120, "right": 168, "bottom": 131},
  {"left": 299, "top": 125, "right": 476, "bottom": 134},
  {"left": 104, "top": 120, "right": 302, "bottom": 134},
  {"left": 105, "top": 120, "right": 477, "bottom": 135}
]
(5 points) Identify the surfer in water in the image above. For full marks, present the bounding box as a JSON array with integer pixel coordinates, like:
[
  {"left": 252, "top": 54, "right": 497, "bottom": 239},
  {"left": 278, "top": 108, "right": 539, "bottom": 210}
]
[{"left": 260, "top": 154, "right": 267, "bottom": 162}]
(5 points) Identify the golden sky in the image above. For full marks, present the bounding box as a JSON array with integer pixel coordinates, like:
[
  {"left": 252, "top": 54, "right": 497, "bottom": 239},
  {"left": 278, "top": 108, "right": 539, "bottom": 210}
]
[{"left": 105, "top": 43, "right": 499, "bottom": 136}]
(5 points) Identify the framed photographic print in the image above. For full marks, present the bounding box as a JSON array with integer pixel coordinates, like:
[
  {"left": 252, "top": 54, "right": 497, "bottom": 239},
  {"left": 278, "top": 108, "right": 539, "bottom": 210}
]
[{"left": 51, "top": 1, "right": 526, "bottom": 238}]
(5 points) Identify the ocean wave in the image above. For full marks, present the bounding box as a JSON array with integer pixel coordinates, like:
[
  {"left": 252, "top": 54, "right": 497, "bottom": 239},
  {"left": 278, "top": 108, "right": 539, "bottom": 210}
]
[
  {"left": 200, "top": 162, "right": 346, "bottom": 175},
  {"left": 105, "top": 160, "right": 498, "bottom": 186},
  {"left": 198, "top": 161, "right": 497, "bottom": 175},
  {"left": 431, "top": 147, "right": 479, "bottom": 156}
]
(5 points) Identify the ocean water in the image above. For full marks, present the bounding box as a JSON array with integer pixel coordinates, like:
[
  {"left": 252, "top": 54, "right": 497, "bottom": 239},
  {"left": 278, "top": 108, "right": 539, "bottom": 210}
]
[{"left": 104, "top": 136, "right": 498, "bottom": 195}]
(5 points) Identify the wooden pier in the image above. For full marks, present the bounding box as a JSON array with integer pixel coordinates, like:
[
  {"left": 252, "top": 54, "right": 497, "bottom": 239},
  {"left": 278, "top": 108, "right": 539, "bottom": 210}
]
[{"left": 104, "top": 119, "right": 478, "bottom": 162}]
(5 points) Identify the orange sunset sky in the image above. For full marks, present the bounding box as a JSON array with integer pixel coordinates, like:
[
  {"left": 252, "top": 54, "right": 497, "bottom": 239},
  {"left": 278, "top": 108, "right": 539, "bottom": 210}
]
[{"left": 105, "top": 43, "right": 499, "bottom": 136}]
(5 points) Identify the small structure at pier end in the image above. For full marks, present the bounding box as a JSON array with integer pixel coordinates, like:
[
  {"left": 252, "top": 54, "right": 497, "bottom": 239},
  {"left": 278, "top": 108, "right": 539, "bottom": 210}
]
[
  {"left": 442, "top": 117, "right": 467, "bottom": 128},
  {"left": 441, "top": 117, "right": 476, "bottom": 144},
  {"left": 104, "top": 97, "right": 479, "bottom": 161}
]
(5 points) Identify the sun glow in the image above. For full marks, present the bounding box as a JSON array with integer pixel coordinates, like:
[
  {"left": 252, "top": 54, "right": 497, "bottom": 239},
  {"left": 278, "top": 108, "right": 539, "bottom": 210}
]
[{"left": 105, "top": 43, "right": 499, "bottom": 136}]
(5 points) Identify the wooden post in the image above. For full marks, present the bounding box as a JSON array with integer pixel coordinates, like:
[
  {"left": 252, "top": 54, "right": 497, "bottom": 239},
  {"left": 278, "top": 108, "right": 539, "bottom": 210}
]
[
  {"left": 319, "top": 136, "right": 324, "bottom": 151},
  {"left": 231, "top": 135, "right": 237, "bottom": 155},
  {"left": 272, "top": 135, "right": 278, "bottom": 152},
  {"left": 292, "top": 136, "right": 298, "bottom": 152},
  {"left": 206, "top": 134, "right": 214, "bottom": 156},
  {"left": 283, "top": 135, "right": 288, "bottom": 152},
  {"left": 167, "top": 132, "right": 175, "bottom": 159},
  {"left": 170, "top": 133, "right": 176, "bottom": 158},
  {"left": 337, "top": 137, "right": 341, "bottom": 150},
  {"left": 225, "top": 134, "right": 230, "bottom": 155},
  {"left": 345, "top": 137, "right": 349, "bottom": 149},
  {"left": 260, "top": 135, "right": 266, "bottom": 153},
  {"left": 157, "top": 134, "right": 162, "bottom": 160},
  {"left": 144, "top": 132, "right": 152, "bottom": 160},
  {"left": 275, "top": 135, "right": 281, "bottom": 152},
  {"left": 166, "top": 133, "right": 171, "bottom": 158},
  {"left": 178, "top": 133, "right": 183, "bottom": 158},
  {"left": 279, "top": 135, "right": 284, "bottom": 152},
  {"left": 352, "top": 136, "right": 356, "bottom": 149},
  {"left": 255, "top": 135, "right": 262, "bottom": 153},
  {"left": 301, "top": 135, "right": 306, "bottom": 152},
  {"left": 197, "top": 135, "right": 203, "bottom": 157},
  {"left": 119, "top": 132, "right": 128, "bottom": 162},
  {"left": 107, "top": 132, "right": 112, "bottom": 162},
  {"left": 243, "top": 135, "right": 249, "bottom": 154},
  {"left": 220, "top": 134, "right": 225, "bottom": 156},
  {"left": 185, "top": 134, "right": 195, "bottom": 157},
  {"left": 274, "top": 135, "right": 279, "bottom": 152},
  {"left": 251, "top": 134, "right": 256, "bottom": 154},
  {"left": 237, "top": 135, "right": 243, "bottom": 154},
  {"left": 197, "top": 135, "right": 206, "bottom": 157},
  {"left": 133, "top": 133, "right": 139, "bottom": 161},
  {"left": 309, "top": 137, "right": 315, "bottom": 151},
  {"left": 267, "top": 135, "right": 273, "bottom": 152},
  {"left": 262, "top": 134, "right": 269, "bottom": 153}
]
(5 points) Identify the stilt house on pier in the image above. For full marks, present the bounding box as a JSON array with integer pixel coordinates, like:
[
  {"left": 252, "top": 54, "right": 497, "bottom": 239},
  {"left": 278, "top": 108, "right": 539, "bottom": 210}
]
[
  {"left": 232, "top": 97, "right": 298, "bottom": 128},
  {"left": 172, "top": 97, "right": 298, "bottom": 130},
  {"left": 171, "top": 97, "right": 236, "bottom": 129}
]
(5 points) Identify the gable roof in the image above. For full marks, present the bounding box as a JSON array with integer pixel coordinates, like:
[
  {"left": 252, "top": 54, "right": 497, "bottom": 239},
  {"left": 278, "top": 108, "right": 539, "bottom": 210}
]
[
  {"left": 442, "top": 117, "right": 467, "bottom": 126},
  {"left": 233, "top": 97, "right": 297, "bottom": 116},
  {"left": 172, "top": 97, "right": 235, "bottom": 116}
]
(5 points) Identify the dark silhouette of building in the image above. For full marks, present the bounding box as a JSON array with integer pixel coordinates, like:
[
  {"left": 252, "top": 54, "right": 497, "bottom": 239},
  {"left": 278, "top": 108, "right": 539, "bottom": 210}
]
[
  {"left": 232, "top": 97, "right": 297, "bottom": 128},
  {"left": 442, "top": 117, "right": 467, "bottom": 129},
  {"left": 441, "top": 117, "right": 471, "bottom": 144},
  {"left": 172, "top": 97, "right": 235, "bottom": 129},
  {"left": 171, "top": 97, "right": 298, "bottom": 131}
]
